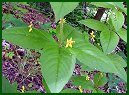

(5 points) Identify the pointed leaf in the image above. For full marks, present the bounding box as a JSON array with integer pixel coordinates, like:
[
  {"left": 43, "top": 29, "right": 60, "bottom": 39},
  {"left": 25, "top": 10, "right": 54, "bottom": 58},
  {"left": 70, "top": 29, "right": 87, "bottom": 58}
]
[
  {"left": 50, "top": 2, "right": 79, "bottom": 22},
  {"left": 100, "top": 30, "right": 119, "bottom": 54},
  {"left": 40, "top": 46, "right": 76, "bottom": 93},
  {"left": 109, "top": 54, "right": 127, "bottom": 67},
  {"left": 79, "top": 19, "right": 108, "bottom": 31},
  {"left": 110, "top": 10, "right": 124, "bottom": 32},
  {"left": 108, "top": 54, "right": 127, "bottom": 82},
  {"left": 69, "top": 41, "right": 119, "bottom": 74},
  {"left": 2, "top": 14, "right": 27, "bottom": 28},
  {"left": 2, "top": 27, "right": 56, "bottom": 49},
  {"left": 113, "top": 2, "right": 127, "bottom": 15},
  {"left": 117, "top": 28, "right": 127, "bottom": 43}
]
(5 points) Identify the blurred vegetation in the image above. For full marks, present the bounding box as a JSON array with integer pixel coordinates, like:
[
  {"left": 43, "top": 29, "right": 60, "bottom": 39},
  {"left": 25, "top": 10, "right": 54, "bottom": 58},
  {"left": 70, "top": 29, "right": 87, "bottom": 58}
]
[{"left": 28, "top": 2, "right": 97, "bottom": 32}]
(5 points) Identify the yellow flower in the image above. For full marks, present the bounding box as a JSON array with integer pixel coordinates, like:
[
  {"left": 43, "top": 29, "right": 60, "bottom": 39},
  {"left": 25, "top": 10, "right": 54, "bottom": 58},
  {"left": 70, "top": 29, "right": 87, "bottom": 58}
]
[
  {"left": 86, "top": 75, "right": 90, "bottom": 80},
  {"left": 59, "top": 18, "right": 66, "bottom": 24},
  {"left": 90, "top": 31, "right": 95, "bottom": 42},
  {"left": 79, "top": 86, "right": 83, "bottom": 93},
  {"left": 28, "top": 21, "right": 33, "bottom": 32},
  {"left": 65, "top": 37, "right": 75, "bottom": 48},
  {"left": 21, "top": 86, "right": 25, "bottom": 93}
]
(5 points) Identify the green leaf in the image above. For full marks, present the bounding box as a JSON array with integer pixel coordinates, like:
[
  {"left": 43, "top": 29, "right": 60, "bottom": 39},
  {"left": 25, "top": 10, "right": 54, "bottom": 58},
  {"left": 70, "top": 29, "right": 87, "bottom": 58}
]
[
  {"left": 117, "top": 28, "right": 127, "bottom": 43},
  {"left": 2, "top": 76, "right": 18, "bottom": 93},
  {"left": 79, "top": 19, "right": 108, "bottom": 31},
  {"left": 2, "top": 23, "right": 13, "bottom": 29},
  {"left": 59, "top": 24, "right": 119, "bottom": 75},
  {"left": 2, "top": 14, "right": 27, "bottom": 27},
  {"left": 96, "top": 89, "right": 105, "bottom": 93},
  {"left": 112, "top": 2, "right": 127, "bottom": 15},
  {"left": 90, "top": 2, "right": 115, "bottom": 9},
  {"left": 91, "top": 2, "right": 127, "bottom": 15},
  {"left": 25, "top": 91, "right": 40, "bottom": 93},
  {"left": 117, "top": 51, "right": 127, "bottom": 62},
  {"left": 19, "top": 2, "right": 29, "bottom": 6},
  {"left": 69, "top": 42, "right": 118, "bottom": 74},
  {"left": 93, "top": 72, "right": 107, "bottom": 87},
  {"left": 109, "top": 54, "right": 127, "bottom": 68},
  {"left": 49, "top": 28, "right": 56, "bottom": 34},
  {"left": 92, "top": 89, "right": 105, "bottom": 93},
  {"left": 40, "top": 22, "right": 51, "bottom": 30},
  {"left": 15, "top": 7, "right": 28, "bottom": 13},
  {"left": 11, "top": 19, "right": 27, "bottom": 27},
  {"left": 56, "top": 24, "right": 89, "bottom": 46},
  {"left": 77, "top": 60, "right": 95, "bottom": 72},
  {"left": 110, "top": 10, "right": 124, "bottom": 32},
  {"left": 60, "top": 88, "right": 80, "bottom": 93},
  {"left": 81, "top": 64, "right": 95, "bottom": 72},
  {"left": 50, "top": 2, "right": 79, "bottom": 22},
  {"left": 71, "top": 76, "right": 94, "bottom": 90},
  {"left": 108, "top": 54, "right": 127, "bottom": 82},
  {"left": 2, "top": 27, "right": 56, "bottom": 49},
  {"left": 42, "top": 77, "right": 51, "bottom": 93},
  {"left": 100, "top": 30, "right": 119, "bottom": 54},
  {"left": 40, "top": 45, "right": 76, "bottom": 93}
]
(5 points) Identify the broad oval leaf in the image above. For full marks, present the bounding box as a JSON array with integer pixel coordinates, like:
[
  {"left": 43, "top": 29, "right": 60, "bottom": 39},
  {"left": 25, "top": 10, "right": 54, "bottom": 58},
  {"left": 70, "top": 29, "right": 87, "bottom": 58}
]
[
  {"left": 110, "top": 10, "right": 124, "bottom": 32},
  {"left": 40, "top": 46, "right": 76, "bottom": 93},
  {"left": 79, "top": 19, "right": 108, "bottom": 31},
  {"left": 50, "top": 2, "right": 79, "bottom": 22},
  {"left": 108, "top": 54, "right": 127, "bottom": 82},
  {"left": 117, "top": 28, "right": 127, "bottom": 43},
  {"left": 2, "top": 27, "right": 56, "bottom": 49},
  {"left": 100, "top": 31, "right": 119, "bottom": 54}
]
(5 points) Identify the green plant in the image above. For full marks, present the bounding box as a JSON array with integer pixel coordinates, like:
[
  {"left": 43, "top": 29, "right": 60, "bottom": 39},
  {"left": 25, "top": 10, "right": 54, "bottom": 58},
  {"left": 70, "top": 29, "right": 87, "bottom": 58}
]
[{"left": 2, "top": 2, "right": 127, "bottom": 93}]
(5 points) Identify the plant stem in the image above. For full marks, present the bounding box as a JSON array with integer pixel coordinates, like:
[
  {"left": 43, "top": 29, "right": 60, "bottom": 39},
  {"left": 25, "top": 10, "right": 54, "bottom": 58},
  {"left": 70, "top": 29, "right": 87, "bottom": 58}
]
[{"left": 59, "top": 20, "right": 64, "bottom": 47}]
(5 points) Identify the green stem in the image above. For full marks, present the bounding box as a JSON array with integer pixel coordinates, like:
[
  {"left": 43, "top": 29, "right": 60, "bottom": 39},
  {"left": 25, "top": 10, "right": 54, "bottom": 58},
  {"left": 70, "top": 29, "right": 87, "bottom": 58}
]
[{"left": 59, "top": 21, "right": 64, "bottom": 47}]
